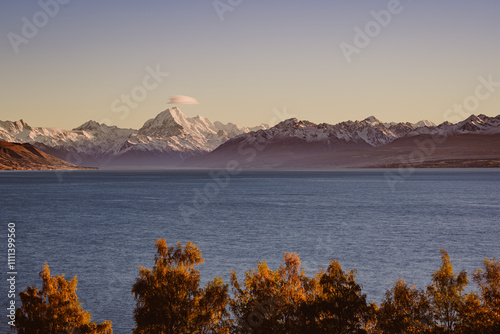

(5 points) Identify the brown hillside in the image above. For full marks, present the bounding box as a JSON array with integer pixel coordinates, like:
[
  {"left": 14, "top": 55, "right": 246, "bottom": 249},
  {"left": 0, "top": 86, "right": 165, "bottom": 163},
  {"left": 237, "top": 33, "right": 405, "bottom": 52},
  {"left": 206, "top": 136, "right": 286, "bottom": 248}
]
[{"left": 0, "top": 141, "right": 96, "bottom": 170}]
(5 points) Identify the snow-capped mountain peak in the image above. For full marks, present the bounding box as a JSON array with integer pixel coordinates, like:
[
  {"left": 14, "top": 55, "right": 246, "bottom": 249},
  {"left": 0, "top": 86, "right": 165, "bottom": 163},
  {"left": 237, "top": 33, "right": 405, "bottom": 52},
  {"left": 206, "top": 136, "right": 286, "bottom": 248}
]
[
  {"left": 1, "top": 111, "right": 498, "bottom": 167},
  {"left": 413, "top": 120, "right": 436, "bottom": 127},
  {"left": 275, "top": 118, "right": 316, "bottom": 130},
  {"left": 74, "top": 120, "right": 106, "bottom": 131},
  {"left": 362, "top": 116, "right": 380, "bottom": 125},
  {"left": 0, "top": 119, "right": 31, "bottom": 132},
  {"left": 139, "top": 107, "right": 237, "bottom": 140},
  {"left": 224, "top": 113, "right": 500, "bottom": 150},
  {"left": 138, "top": 108, "right": 185, "bottom": 137},
  {"left": 139, "top": 108, "right": 270, "bottom": 141},
  {"left": 0, "top": 107, "right": 267, "bottom": 167},
  {"left": 454, "top": 114, "right": 500, "bottom": 133}
]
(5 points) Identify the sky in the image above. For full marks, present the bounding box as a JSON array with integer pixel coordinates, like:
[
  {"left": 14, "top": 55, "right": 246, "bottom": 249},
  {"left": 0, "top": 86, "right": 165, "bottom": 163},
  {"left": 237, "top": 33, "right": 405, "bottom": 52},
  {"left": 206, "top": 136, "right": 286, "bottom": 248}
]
[{"left": 0, "top": 0, "right": 499, "bottom": 129}]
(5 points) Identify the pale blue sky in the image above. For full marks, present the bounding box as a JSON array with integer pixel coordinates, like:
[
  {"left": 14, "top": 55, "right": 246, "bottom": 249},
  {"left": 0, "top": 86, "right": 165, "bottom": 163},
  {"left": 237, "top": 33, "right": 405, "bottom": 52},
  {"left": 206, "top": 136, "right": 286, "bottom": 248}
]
[{"left": 1, "top": 0, "right": 499, "bottom": 129}]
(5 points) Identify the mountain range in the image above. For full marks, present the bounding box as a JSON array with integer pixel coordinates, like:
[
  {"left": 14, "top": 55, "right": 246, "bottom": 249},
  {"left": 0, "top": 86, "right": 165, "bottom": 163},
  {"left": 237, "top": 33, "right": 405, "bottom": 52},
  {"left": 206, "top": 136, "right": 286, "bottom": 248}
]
[
  {"left": 184, "top": 113, "right": 500, "bottom": 168},
  {"left": 1, "top": 109, "right": 499, "bottom": 169},
  {"left": 0, "top": 107, "right": 267, "bottom": 167}
]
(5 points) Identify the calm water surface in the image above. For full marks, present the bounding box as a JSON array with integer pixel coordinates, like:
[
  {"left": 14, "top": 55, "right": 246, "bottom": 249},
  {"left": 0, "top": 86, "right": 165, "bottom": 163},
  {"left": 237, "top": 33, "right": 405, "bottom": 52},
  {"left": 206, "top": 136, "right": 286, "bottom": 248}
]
[{"left": 1, "top": 169, "right": 499, "bottom": 332}]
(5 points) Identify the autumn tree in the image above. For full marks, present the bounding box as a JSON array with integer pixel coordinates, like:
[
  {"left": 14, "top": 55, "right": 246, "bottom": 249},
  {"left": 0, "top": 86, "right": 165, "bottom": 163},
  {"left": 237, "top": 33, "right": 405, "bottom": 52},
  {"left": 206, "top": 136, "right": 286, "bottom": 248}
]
[
  {"left": 230, "top": 254, "right": 376, "bottom": 334},
  {"left": 230, "top": 252, "right": 318, "bottom": 333},
  {"left": 309, "top": 260, "right": 375, "bottom": 334},
  {"left": 457, "top": 258, "right": 500, "bottom": 333},
  {"left": 15, "top": 263, "right": 113, "bottom": 334},
  {"left": 377, "top": 279, "right": 432, "bottom": 333},
  {"left": 132, "top": 239, "right": 231, "bottom": 334},
  {"left": 427, "top": 249, "right": 468, "bottom": 334}
]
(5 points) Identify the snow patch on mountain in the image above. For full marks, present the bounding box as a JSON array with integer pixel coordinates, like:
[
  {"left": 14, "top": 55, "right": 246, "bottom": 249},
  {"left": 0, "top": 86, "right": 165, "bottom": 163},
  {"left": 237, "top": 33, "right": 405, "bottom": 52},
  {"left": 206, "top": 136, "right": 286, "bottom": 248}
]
[
  {"left": 1, "top": 111, "right": 498, "bottom": 167},
  {"left": 225, "top": 114, "right": 500, "bottom": 150},
  {"left": 414, "top": 120, "right": 436, "bottom": 127},
  {"left": 0, "top": 108, "right": 269, "bottom": 166}
]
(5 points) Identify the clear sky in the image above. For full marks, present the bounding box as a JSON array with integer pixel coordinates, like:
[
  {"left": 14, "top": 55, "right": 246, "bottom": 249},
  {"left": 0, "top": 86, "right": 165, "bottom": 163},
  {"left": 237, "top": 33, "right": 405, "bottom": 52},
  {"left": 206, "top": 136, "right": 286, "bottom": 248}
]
[{"left": 1, "top": 0, "right": 499, "bottom": 129}]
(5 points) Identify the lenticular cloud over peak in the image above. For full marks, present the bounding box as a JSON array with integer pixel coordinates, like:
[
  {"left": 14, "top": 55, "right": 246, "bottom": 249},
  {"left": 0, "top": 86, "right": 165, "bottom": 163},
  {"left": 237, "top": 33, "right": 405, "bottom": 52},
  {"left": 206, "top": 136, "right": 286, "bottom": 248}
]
[{"left": 167, "top": 95, "right": 200, "bottom": 105}]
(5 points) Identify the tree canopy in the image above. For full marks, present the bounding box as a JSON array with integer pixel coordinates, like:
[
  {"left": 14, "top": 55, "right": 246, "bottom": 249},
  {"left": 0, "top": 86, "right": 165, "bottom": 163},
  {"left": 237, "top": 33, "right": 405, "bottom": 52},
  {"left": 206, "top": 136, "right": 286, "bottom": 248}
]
[
  {"left": 15, "top": 241, "right": 500, "bottom": 334},
  {"left": 15, "top": 263, "right": 112, "bottom": 334},
  {"left": 131, "top": 239, "right": 231, "bottom": 334}
]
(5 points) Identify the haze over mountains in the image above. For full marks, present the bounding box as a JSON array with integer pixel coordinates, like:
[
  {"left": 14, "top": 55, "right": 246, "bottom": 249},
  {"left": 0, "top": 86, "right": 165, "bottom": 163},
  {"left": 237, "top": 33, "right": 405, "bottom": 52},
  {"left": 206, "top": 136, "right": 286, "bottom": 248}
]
[{"left": 1, "top": 108, "right": 499, "bottom": 169}]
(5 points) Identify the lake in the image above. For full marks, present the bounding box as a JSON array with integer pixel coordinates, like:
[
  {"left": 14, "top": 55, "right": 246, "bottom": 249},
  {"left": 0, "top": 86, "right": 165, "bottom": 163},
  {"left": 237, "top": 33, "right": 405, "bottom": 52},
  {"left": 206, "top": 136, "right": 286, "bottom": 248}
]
[{"left": 1, "top": 169, "right": 499, "bottom": 332}]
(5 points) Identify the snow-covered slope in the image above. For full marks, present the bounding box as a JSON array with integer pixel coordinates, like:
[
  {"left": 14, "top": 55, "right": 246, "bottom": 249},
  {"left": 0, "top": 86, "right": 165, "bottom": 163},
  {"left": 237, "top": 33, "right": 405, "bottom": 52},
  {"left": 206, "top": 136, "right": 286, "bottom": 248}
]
[
  {"left": 216, "top": 114, "right": 500, "bottom": 149},
  {"left": 0, "top": 107, "right": 268, "bottom": 167},
  {"left": 184, "top": 113, "right": 500, "bottom": 168}
]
